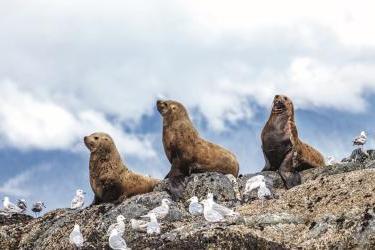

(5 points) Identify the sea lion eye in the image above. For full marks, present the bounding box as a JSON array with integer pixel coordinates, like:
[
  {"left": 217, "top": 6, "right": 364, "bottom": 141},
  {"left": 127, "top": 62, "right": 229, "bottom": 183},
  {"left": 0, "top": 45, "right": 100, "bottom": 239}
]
[
  {"left": 171, "top": 105, "right": 177, "bottom": 111},
  {"left": 283, "top": 97, "right": 287, "bottom": 101},
  {"left": 94, "top": 136, "right": 99, "bottom": 140}
]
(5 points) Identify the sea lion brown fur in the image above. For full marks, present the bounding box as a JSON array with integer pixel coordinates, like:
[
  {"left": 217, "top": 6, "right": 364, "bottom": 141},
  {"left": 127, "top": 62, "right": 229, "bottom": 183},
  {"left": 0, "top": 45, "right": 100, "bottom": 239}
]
[
  {"left": 157, "top": 100, "right": 239, "bottom": 199},
  {"left": 261, "top": 95, "right": 325, "bottom": 189},
  {"left": 84, "top": 132, "right": 160, "bottom": 204}
]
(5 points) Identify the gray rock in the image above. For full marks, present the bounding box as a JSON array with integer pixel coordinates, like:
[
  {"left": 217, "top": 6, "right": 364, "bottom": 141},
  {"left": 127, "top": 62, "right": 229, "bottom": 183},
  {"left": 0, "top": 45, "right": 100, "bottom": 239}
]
[
  {"left": 301, "top": 159, "right": 375, "bottom": 183},
  {"left": 155, "top": 172, "right": 239, "bottom": 204},
  {"left": 1, "top": 153, "right": 375, "bottom": 249},
  {"left": 245, "top": 212, "right": 306, "bottom": 228}
]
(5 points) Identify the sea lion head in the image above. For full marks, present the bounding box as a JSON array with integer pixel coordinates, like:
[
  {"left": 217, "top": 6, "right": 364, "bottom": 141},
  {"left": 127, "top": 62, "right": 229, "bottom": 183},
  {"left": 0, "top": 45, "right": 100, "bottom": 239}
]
[
  {"left": 84, "top": 132, "right": 115, "bottom": 153},
  {"left": 156, "top": 100, "right": 189, "bottom": 123},
  {"left": 272, "top": 95, "right": 294, "bottom": 114}
]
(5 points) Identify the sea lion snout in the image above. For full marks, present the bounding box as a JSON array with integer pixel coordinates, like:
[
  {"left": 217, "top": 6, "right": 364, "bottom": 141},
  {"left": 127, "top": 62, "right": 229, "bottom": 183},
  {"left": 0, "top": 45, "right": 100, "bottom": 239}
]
[
  {"left": 156, "top": 100, "right": 168, "bottom": 115},
  {"left": 84, "top": 134, "right": 97, "bottom": 152},
  {"left": 272, "top": 95, "right": 290, "bottom": 110}
]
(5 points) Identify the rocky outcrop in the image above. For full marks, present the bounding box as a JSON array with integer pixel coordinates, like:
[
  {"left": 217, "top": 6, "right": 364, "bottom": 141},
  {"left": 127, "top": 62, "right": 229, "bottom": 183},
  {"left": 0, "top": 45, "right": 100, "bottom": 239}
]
[{"left": 1, "top": 152, "right": 375, "bottom": 249}]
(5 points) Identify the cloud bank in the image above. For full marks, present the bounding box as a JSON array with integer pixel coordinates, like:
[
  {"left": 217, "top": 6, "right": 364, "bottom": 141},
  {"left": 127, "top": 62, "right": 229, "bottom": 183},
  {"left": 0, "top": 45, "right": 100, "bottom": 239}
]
[
  {"left": 0, "top": 0, "right": 375, "bottom": 149},
  {"left": 0, "top": 82, "right": 156, "bottom": 158}
]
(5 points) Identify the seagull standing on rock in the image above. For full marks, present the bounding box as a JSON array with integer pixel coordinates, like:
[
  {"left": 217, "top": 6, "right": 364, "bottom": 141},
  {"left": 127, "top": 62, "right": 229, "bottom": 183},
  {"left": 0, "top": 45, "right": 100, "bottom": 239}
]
[
  {"left": 107, "top": 215, "right": 126, "bottom": 236},
  {"left": 243, "top": 175, "right": 273, "bottom": 204},
  {"left": 31, "top": 201, "right": 46, "bottom": 217},
  {"left": 3, "top": 197, "right": 23, "bottom": 214},
  {"left": 130, "top": 218, "right": 148, "bottom": 232},
  {"left": 326, "top": 156, "right": 338, "bottom": 166},
  {"left": 69, "top": 224, "right": 84, "bottom": 249},
  {"left": 206, "top": 193, "right": 239, "bottom": 217},
  {"left": 71, "top": 189, "right": 85, "bottom": 209},
  {"left": 187, "top": 196, "right": 203, "bottom": 215},
  {"left": 352, "top": 131, "right": 369, "bottom": 161},
  {"left": 353, "top": 131, "right": 367, "bottom": 148},
  {"left": 142, "top": 213, "right": 161, "bottom": 235},
  {"left": 200, "top": 193, "right": 239, "bottom": 222},
  {"left": 142, "top": 199, "right": 170, "bottom": 220},
  {"left": 17, "top": 199, "right": 27, "bottom": 213},
  {"left": 109, "top": 228, "right": 129, "bottom": 250},
  {"left": 243, "top": 175, "right": 266, "bottom": 195},
  {"left": 201, "top": 199, "right": 224, "bottom": 223}
]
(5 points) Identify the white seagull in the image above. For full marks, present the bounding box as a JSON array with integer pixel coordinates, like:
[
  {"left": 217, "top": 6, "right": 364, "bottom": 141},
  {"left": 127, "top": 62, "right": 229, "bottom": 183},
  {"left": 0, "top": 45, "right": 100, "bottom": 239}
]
[
  {"left": 71, "top": 189, "right": 86, "bottom": 210},
  {"left": 69, "top": 224, "right": 84, "bottom": 249},
  {"left": 130, "top": 219, "right": 148, "bottom": 232},
  {"left": 31, "top": 201, "right": 46, "bottom": 217},
  {"left": 142, "top": 199, "right": 170, "bottom": 220},
  {"left": 3, "top": 197, "right": 23, "bottom": 214},
  {"left": 143, "top": 213, "right": 161, "bottom": 235},
  {"left": 17, "top": 199, "right": 27, "bottom": 213},
  {"left": 187, "top": 196, "right": 203, "bottom": 216},
  {"left": 109, "top": 228, "right": 129, "bottom": 250},
  {"left": 326, "top": 156, "right": 338, "bottom": 166},
  {"left": 206, "top": 193, "right": 239, "bottom": 217},
  {"left": 353, "top": 131, "right": 367, "bottom": 147},
  {"left": 201, "top": 199, "right": 224, "bottom": 223},
  {"left": 243, "top": 175, "right": 266, "bottom": 195},
  {"left": 107, "top": 215, "right": 126, "bottom": 236}
]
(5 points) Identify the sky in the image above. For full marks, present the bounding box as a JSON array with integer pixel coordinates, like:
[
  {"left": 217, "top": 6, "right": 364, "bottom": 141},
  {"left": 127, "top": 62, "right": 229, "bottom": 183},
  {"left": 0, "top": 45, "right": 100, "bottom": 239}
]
[{"left": 1, "top": 0, "right": 375, "bottom": 213}]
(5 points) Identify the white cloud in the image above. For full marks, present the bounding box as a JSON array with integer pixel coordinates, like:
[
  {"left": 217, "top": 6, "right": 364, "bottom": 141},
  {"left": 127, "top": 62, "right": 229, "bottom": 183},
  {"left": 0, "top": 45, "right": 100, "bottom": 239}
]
[
  {"left": 244, "top": 57, "right": 375, "bottom": 112},
  {"left": 0, "top": 81, "right": 156, "bottom": 158},
  {"left": 0, "top": 0, "right": 375, "bottom": 134},
  {"left": 0, "top": 165, "right": 51, "bottom": 197}
]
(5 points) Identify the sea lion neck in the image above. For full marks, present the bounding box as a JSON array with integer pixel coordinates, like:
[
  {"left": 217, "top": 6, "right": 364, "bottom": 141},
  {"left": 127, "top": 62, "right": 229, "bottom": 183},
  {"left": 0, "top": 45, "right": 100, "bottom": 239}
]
[
  {"left": 163, "top": 117, "right": 199, "bottom": 138},
  {"left": 271, "top": 106, "right": 294, "bottom": 121},
  {"left": 91, "top": 146, "right": 124, "bottom": 167}
]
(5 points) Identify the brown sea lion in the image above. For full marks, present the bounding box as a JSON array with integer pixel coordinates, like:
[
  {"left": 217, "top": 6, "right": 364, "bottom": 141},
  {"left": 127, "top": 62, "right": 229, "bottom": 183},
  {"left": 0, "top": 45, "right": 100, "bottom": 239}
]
[
  {"left": 156, "top": 100, "right": 239, "bottom": 199},
  {"left": 84, "top": 132, "right": 160, "bottom": 204},
  {"left": 261, "top": 95, "right": 325, "bottom": 189}
]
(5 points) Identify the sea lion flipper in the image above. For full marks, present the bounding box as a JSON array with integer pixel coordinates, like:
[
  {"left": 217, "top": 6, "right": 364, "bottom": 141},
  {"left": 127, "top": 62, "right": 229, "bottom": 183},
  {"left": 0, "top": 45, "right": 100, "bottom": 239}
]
[
  {"left": 169, "top": 175, "right": 186, "bottom": 201},
  {"left": 167, "top": 163, "right": 187, "bottom": 201},
  {"left": 297, "top": 156, "right": 323, "bottom": 170},
  {"left": 261, "top": 149, "right": 272, "bottom": 171},
  {"left": 91, "top": 195, "right": 102, "bottom": 206},
  {"left": 279, "top": 150, "right": 301, "bottom": 189},
  {"left": 164, "top": 171, "right": 171, "bottom": 179}
]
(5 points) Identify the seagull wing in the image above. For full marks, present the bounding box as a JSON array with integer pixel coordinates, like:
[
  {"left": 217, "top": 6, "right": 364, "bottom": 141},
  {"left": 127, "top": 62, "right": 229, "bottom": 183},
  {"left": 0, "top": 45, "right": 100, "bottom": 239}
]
[
  {"left": 7, "top": 202, "right": 22, "bottom": 213},
  {"left": 71, "top": 197, "right": 79, "bottom": 209},
  {"left": 212, "top": 203, "right": 238, "bottom": 216},
  {"left": 107, "top": 223, "right": 118, "bottom": 235},
  {"left": 205, "top": 208, "right": 224, "bottom": 222},
  {"left": 69, "top": 231, "right": 83, "bottom": 247},
  {"left": 109, "top": 233, "right": 127, "bottom": 250},
  {"left": 148, "top": 206, "right": 168, "bottom": 219}
]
